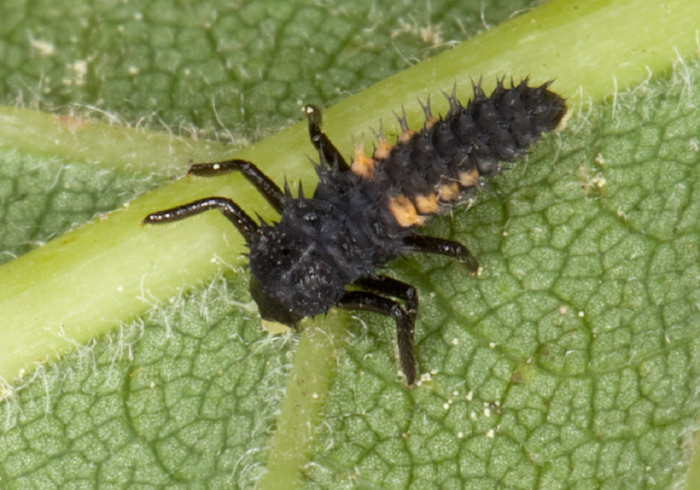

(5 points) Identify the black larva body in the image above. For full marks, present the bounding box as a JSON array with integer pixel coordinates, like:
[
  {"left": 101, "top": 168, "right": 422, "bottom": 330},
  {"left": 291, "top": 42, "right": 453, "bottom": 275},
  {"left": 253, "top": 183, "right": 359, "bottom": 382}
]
[
  {"left": 249, "top": 168, "right": 403, "bottom": 319},
  {"left": 145, "top": 79, "right": 567, "bottom": 386}
]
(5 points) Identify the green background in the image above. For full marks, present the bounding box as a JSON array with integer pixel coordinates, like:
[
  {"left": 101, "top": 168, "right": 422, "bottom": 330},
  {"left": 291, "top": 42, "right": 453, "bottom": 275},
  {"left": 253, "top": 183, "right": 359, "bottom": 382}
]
[{"left": 0, "top": 0, "right": 699, "bottom": 488}]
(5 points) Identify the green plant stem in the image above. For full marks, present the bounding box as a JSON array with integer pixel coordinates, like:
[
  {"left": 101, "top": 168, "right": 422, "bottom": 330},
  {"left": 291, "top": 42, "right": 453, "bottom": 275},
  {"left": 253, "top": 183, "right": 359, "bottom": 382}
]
[
  {"left": 0, "top": 106, "right": 238, "bottom": 176},
  {"left": 259, "top": 318, "right": 343, "bottom": 488}
]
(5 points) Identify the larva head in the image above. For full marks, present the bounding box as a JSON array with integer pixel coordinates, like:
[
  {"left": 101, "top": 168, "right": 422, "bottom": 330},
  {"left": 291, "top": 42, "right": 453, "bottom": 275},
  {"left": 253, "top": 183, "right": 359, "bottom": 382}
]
[{"left": 247, "top": 218, "right": 347, "bottom": 327}]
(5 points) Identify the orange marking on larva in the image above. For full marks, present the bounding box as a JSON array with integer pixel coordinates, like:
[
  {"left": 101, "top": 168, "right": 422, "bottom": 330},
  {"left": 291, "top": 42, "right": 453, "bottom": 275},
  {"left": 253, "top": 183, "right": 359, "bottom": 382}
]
[
  {"left": 389, "top": 195, "right": 427, "bottom": 227},
  {"left": 350, "top": 142, "right": 376, "bottom": 179},
  {"left": 414, "top": 193, "right": 439, "bottom": 215},
  {"left": 373, "top": 138, "right": 394, "bottom": 160},
  {"left": 459, "top": 169, "right": 480, "bottom": 187},
  {"left": 398, "top": 128, "right": 417, "bottom": 144},
  {"left": 423, "top": 115, "right": 439, "bottom": 130},
  {"left": 438, "top": 182, "right": 460, "bottom": 201}
]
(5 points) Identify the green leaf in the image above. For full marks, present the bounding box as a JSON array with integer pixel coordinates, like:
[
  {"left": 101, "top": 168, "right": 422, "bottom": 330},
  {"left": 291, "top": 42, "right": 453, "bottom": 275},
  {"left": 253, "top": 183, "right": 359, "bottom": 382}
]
[{"left": 1, "top": 0, "right": 700, "bottom": 488}]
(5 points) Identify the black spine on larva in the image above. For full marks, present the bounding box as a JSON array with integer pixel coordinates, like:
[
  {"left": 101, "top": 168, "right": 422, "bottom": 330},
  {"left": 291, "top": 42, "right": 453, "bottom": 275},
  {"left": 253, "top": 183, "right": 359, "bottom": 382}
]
[{"left": 375, "top": 79, "right": 567, "bottom": 201}]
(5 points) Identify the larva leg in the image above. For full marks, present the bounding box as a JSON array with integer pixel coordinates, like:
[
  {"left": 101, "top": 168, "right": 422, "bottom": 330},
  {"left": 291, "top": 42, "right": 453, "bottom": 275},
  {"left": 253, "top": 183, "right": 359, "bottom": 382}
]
[
  {"left": 403, "top": 234, "right": 479, "bottom": 273},
  {"left": 188, "top": 159, "right": 285, "bottom": 213},
  {"left": 338, "top": 288, "right": 416, "bottom": 386},
  {"left": 143, "top": 197, "right": 259, "bottom": 243},
  {"left": 303, "top": 105, "right": 350, "bottom": 171}
]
